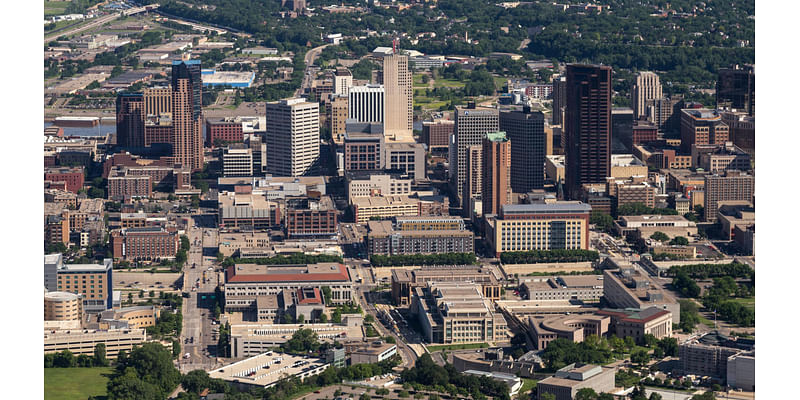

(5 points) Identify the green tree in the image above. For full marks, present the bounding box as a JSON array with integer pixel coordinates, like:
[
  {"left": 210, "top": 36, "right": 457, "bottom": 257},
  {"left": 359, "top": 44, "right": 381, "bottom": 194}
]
[
  {"left": 576, "top": 388, "right": 599, "bottom": 400},
  {"left": 182, "top": 370, "right": 212, "bottom": 394},
  {"left": 54, "top": 350, "right": 76, "bottom": 368},
  {"left": 670, "top": 236, "right": 689, "bottom": 246},
  {"left": 93, "top": 343, "right": 109, "bottom": 367},
  {"left": 541, "top": 394, "right": 557, "bottom": 400},
  {"left": 360, "top": 394, "right": 371, "bottom": 400},
  {"left": 650, "top": 393, "right": 663, "bottom": 400},
  {"left": 319, "top": 313, "right": 328, "bottom": 323},
  {"left": 631, "top": 348, "right": 651, "bottom": 366},
  {"left": 297, "top": 314, "right": 305, "bottom": 323},
  {"left": 180, "top": 235, "right": 190, "bottom": 252},
  {"left": 590, "top": 211, "right": 614, "bottom": 233},
  {"left": 650, "top": 232, "right": 670, "bottom": 242}
]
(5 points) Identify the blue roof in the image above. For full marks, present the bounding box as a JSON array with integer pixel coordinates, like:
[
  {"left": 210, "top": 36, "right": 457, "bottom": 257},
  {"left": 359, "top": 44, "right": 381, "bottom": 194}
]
[{"left": 173, "top": 59, "right": 201, "bottom": 65}]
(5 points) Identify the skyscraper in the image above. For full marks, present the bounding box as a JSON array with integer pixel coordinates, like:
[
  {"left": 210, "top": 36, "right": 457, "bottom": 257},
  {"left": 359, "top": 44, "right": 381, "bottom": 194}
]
[
  {"left": 500, "top": 107, "right": 546, "bottom": 193},
  {"left": 704, "top": 172, "right": 754, "bottom": 222},
  {"left": 716, "top": 65, "right": 755, "bottom": 116},
  {"left": 116, "top": 93, "right": 144, "bottom": 148},
  {"left": 348, "top": 84, "right": 385, "bottom": 123},
  {"left": 564, "top": 64, "right": 612, "bottom": 201},
  {"left": 378, "top": 52, "right": 413, "bottom": 142},
  {"left": 631, "top": 71, "right": 662, "bottom": 120},
  {"left": 265, "top": 98, "right": 320, "bottom": 177},
  {"left": 171, "top": 60, "right": 204, "bottom": 171},
  {"left": 451, "top": 104, "right": 499, "bottom": 206},
  {"left": 333, "top": 67, "right": 353, "bottom": 96},
  {"left": 552, "top": 76, "right": 567, "bottom": 126},
  {"left": 481, "top": 131, "right": 511, "bottom": 216}
]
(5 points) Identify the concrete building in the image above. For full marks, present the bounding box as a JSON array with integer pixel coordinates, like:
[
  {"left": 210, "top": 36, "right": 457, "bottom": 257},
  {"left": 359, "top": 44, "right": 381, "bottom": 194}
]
[
  {"left": 352, "top": 195, "right": 419, "bottom": 223},
  {"left": 209, "top": 351, "right": 328, "bottom": 390},
  {"left": 422, "top": 119, "right": 454, "bottom": 151},
  {"left": 463, "top": 144, "right": 484, "bottom": 216},
  {"left": 224, "top": 263, "right": 353, "bottom": 311},
  {"left": 552, "top": 75, "right": 567, "bottom": 126},
  {"left": 545, "top": 155, "right": 566, "bottom": 183},
  {"left": 222, "top": 145, "right": 255, "bottom": 177},
  {"left": 680, "top": 109, "right": 729, "bottom": 153},
  {"left": 99, "top": 306, "right": 159, "bottom": 330},
  {"left": 646, "top": 97, "right": 681, "bottom": 135},
  {"left": 45, "top": 291, "right": 83, "bottom": 322},
  {"left": 229, "top": 317, "right": 364, "bottom": 357},
  {"left": 451, "top": 104, "right": 499, "bottom": 205},
  {"left": 411, "top": 282, "right": 508, "bottom": 344},
  {"left": 348, "top": 84, "right": 385, "bottom": 123},
  {"left": 284, "top": 196, "right": 338, "bottom": 238},
  {"left": 392, "top": 266, "right": 502, "bottom": 307},
  {"left": 537, "top": 363, "right": 616, "bottom": 400},
  {"left": 696, "top": 142, "right": 751, "bottom": 172},
  {"left": 333, "top": 67, "right": 352, "bottom": 96},
  {"left": 610, "top": 154, "right": 648, "bottom": 180},
  {"left": 482, "top": 131, "right": 512, "bottom": 216},
  {"left": 206, "top": 117, "right": 245, "bottom": 147},
  {"left": 45, "top": 253, "right": 62, "bottom": 292},
  {"left": 606, "top": 176, "right": 656, "bottom": 211},
  {"left": 56, "top": 259, "right": 113, "bottom": 313},
  {"left": 217, "top": 191, "right": 281, "bottom": 230},
  {"left": 631, "top": 71, "right": 662, "bottom": 120},
  {"left": 500, "top": 107, "right": 546, "bottom": 192},
  {"left": 217, "top": 232, "right": 272, "bottom": 257},
  {"left": 328, "top": 94, "right": 349, "bottom": 144},
  {"left": 485, "top": 202, "right": 591, "bottom": 256},
  {"left": 349, "top": 340, "right": 398, "bottom": 365},
  {"left": 528, "top": 314, "right": 610, "bottom": 350},
  {"left": 519, "top": 275, "right": 604, "bottom": 302},
  {"left": 596, "top": 307, "right": 673, "bottom": 343},
  {"left": 44, "top": 329, "right": 146, "bottom": 359},
  {"left": 110, "top": 227, "right": 179, "bottom": 260},
  {"left": 564, "top": 64, "right": 612, "bottom": 200},
  {"left": 377, "top": 51, "right": 413, "bottom": 142},
  {"left": 718, "top": 203, "right": 755, "bottom": 241},
  {"left": 720, "top": 111, "right": 755, "bottom": 155},
  {"left": 602, "top": 264, "right": 679, "bottom": 323},
  {"left": 627, "top": 121, "right": 659, "bottom": 150},
  {"left": 464, "top": 370, "right": 523, "bottom": 397},
  {"left": 614, "top": 215, "right": 697, "bottom": 239},
  {"left": 107, "top": 167, "right": 152, "bottom": 200},
  {"left": 367, "top": 217, "right": 474, "bottom": 256},
  {"left": 171, "top": 60, "right": 204, "bottom": 171},
  {"left": 385, "top": 142, "right": 426, "bottom": 180},
  {"left": 343, "top": 122, "right": 384, "bottom": 172},
  {"left": 679, "top": 331, "right": 755, "bottom": 383},
  {"left": 347, "top": 173, "right": 412, "bottom": 201},
  {"left": 703, "top": 172, "right": 755, "bottom": 222},
  {"left": 265, "top": 98, "right": 320, "bottom": 177},
  {"left": 727, "top": 351, "right": 755, "bottom": 391}
]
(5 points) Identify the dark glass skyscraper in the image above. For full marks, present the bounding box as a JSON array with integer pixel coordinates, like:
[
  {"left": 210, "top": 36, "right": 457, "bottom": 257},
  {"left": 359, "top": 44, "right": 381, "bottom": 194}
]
[
  {"left": 564, "top": 64, "right": 612, "bottom": 201},
  {"left": 716, "top": 64, "right": 755, "bottom": 116},
  {"left": 499, "top": 106, "right": 545, "bottom": 193},
  {"left": 115, "top": 93, "right": 144, "bottom": 148},
  {"left": 171, "top": 60, "right": 204, "bottom": 171}
]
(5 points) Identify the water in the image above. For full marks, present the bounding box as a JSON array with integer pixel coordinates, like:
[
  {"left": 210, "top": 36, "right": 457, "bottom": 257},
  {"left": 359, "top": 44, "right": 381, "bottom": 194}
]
[{"left": 44, "top": 122, "right": 116, "bottom": 137}]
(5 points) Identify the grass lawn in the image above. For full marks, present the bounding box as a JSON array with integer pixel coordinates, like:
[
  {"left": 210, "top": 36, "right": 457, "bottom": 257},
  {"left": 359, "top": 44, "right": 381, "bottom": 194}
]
[
  {"left": 729, "top": 297, "right": 755, "bottom": 309},
  {"left": 44, "top": 367, "right": 113, "bottom": 400},
  {"left": 517, "top": 378, "right": 537, "bottom": 399},
  {"left": 413, "top": 73, "right": 428, "bottom": 86},
  {"left": 45, "top": 1, "right": 69, "bottom": 17},
  {"left": 433, "top": 78, "right": 465, "bottom": 88},
  {"left": 427, "top": 342, "right": 488, "bottom": 352},
  {"left": 493, "top": 76, "right": 508, "bottom": 90},
  {"left": 697, "top": 313, "right": 715, "bottom": 328}
]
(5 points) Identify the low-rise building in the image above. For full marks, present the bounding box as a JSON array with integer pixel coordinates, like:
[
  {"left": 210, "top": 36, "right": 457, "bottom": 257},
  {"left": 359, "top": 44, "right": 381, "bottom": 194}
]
[
  {"left": 717, "top": 203, "right": 755, "bottom": 241},
  {"left": 367, "top": 217, "right": 474, "bottom": 256},
  {"left": 111, "top": 227, "right": 180, "bottom": 261},
  {"left": 485, "top": 202, "right": 591, "bottom": 257},
  {"left": 411, "top": 282, "right": 508, "bottom": 344},
  {"left": 98, "top": 305, "right": 160, "bottom": 329},
  {"left": 679, "top": 331, "right": 755, "bottom": 384},
  {"left": 44, "top": 329, "right": 146, "bottom": 358},
  {"left": 209, "top": 351, "right": 329, "bottom": 390},
  {"left": 392, "top": 266, "right": 502, "bottom": 306},
  {"left": 284, "top": 196, "right": 338, "bottom": 238},
  {"left": 519, "top": 276, "right": 604, "bottom": 302},
  {"left": 596, "top": 307, "right": 673, "bottom": 343},
  {"left": 347, "top": 173, "right": 412, "bottom": 201},
  {"left": 602, "top": 262, "right": 679, "bottom": 323},
  {"left": 528, "top": 314, "right": 610, "bottom": 350},
  {"left": 536, "top": 363, "right": 616, "bottom": 400},
  {"left": 218, "top": 232, "right": 272, "bottom": 257},
  {"left": 45, "top": 166, "right": 84, "bottom": 194},
  {"left": 348, "top": 340, "right": 398, "bottom": 365},
  {"left": 218, "top": 191, "right": 281, "bottom": 230},
  {"left": 614, "top": 215, "right": 697, "bottom": 240},
  {"left": 352, "top": 195, "right": 420, "bottom": 223},
  {"left": 44, "top": 292, "right": 83, "bottom": 322},
  {"left": 229, "top": 317, "right": 364, "bottom": 358}
]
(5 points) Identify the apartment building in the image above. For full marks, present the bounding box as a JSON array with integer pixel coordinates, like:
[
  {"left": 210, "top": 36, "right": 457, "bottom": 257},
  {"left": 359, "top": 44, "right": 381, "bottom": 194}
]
[
  {"left": 352, "top": 195, "right": 419, "bottom": 223},
  {"left": 346, "top": 173, "right": 412, "bottom": 201},
  {"left": 110, "top": 227, "right": 180, "bottom": 260},
  {"left": 367, "top": 218, "right": 474, "bottom": 256},
  {"left": 265, "top": 98, "right": 320, "bottom": 177},
  {"left": 284, "top": 196, "right": 338, "bottom": 238}
]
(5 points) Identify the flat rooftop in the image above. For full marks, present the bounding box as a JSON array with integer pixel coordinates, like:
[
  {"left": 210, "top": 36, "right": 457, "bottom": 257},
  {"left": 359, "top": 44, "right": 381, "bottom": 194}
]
[
  {"left": 209, "top": 351, "right": 328, "bottom": 388},
  {"left": 367, "top": 220, "right": 469, "bottom": 238},
  {"left": 611, "top": 154, "right": 645, "bottom": 167},
  {"left": 226, "top": 263, "right": 350, "bottom": 284},
  {"left": 352, "top": 195, "right": 418, "bottom": 207},
  {"left": 501, "top": 202, "right": 591, "bottom": 215},
  {"left": 58, "top": 259, "right": 112, "bottom": 272},
  {"left": 230, "top": 322, "right": 364, "bottom": 342}
]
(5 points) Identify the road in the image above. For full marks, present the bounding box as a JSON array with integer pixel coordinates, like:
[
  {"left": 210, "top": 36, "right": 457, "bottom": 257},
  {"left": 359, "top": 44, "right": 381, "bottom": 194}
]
[
  {"left": 179, "top": 221, "right": 221, "bottom": 373},
  {"left": 295, "top": 44, "right": 331, "bottom": 97},
  {"left": 45, "top": 13, "right": 119, "bottom": 43}
]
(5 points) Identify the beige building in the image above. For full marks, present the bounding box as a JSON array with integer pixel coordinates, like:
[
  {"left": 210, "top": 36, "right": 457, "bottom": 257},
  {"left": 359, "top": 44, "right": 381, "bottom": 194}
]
[
  {"left": 528, "top": 314, "right": 610, "bottom": 350},
  {"left": 100, "top": 306, "right": 160, "bottom": 329},
  {"left": 703, "top": 171, "right": 754, "bottom": 222},
  {"left": 519, "top": 276, "right": 604, "bottom": 302},
  {"left": 610, "top": 154, "right": 648, "bottom": 179},
  {"left": 347, "top": 173, "right": 412, "bottom": 201},
  {"left": 217, "top": 191, "right": 281, "bottom": 230},
  {"left": 650, "top": 245, "right": 697, "bottom": 259},
  {"left": 229, "top": 317, "right": 364, "bottom": 358},
  {"left": 597, "top": 307, "right": 673, "bottom": 343},
  {"left": 218, "top": 232, "right": 272, "bottom": 257},
  {"left": 411, "top": 282, "right": 508, "bottom": 344},
  {"left": 328, "top": 94, "right": 348, "bottom": 144},
  {"left": 44, "top": 329, "right": 146, "bottom": 358},
  {"left": 537, "top": 364, "right": 616, "bottom": 400},
  {"left": 367, "top": 219, "right": 474, "bottom": 256},
  {"left": 717, "top": 203, "right": 755, "bottom": 241},
  {"left": 392, "top": 265, "right": 502, "bottom": 306},
  {"left": 631, "top": 71, "right": 662, "bottom": 120},
  {"left": 602, "top": 263, "right": 680, "bottom": 323},
  {"left": 209, "top": 351, "right": 329, "bottom": 389},
  {"left": 44, "top": 292, "right": 83, "bottom": 322},
  {"left": 348, "top": 340, "right": 398, "bottom": 365},
  {"left": 265, "top": 98, "right": 320, "bottom": 177},
  {"left": 485, "top": 202, "right": 591, "bottom": 256},
  {"left": 377, "top": 52, "right": 413, "bottom": 142},
  {"left": 451, "top": 105, "right": 499, "bottom": 204},
  {"left": 614, "top": 215, "right": 697, "bottom": 239},
  {"left": 352, "top": 195, "right": 419, "bottom": 223}
]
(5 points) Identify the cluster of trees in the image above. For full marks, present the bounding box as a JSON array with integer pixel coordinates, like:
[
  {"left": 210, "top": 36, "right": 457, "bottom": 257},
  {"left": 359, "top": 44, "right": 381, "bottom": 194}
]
[
  {"left": 702, "top": 277, "right": 755, "bottom": 327},
  {"left": 369, "top": 252, "right": 476, "bottom": 267},
  {"left": 541, "top": 336, "right": 615, "bottom": 370},
  {"left": 500, "top": 249, "right": 599, "bottom": 264},
  {"left": 667, "top": 263, "right": 754, "bottom": 280},
  {"left": 146, "top": 309, "right": 182, "bottom": 338},
  {"left": 590, "top": 211, "right": 615, "bottom": 233},
  {"left": 328, "top": 301, "right": 362, "bottom": 324},
  {"left": 400, "top": 354, "right": 511, "bottom": 400},
  {"left": 672, "top": 271, "right": 701, "bottom": 298},
  {"left": 222, "top": 253, "right": 343, "bottom": 267},
  {"left": 217, "top": 321, "right": 231, "bottom": 358},
  {"left": 617, "top": 203, "right": 679, "bottom": 217},
  {"left": 106, "top": 342, "right": 182, "bottom": 400},
  {"left": 44, "top": 344, "right": 108, "bottom": 368},
  {"left": 679, "top": 299, "right": 702, "bottom": 333},
  {"left": 281, "top": 328, "right": 322, "bottom": 354}
]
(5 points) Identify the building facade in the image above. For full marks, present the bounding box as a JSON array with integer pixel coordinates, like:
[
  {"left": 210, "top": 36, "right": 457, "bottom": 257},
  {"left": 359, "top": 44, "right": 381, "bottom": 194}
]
[
  {"left": 486, "top": 202, "right": 592, "bottom": 256},
  {"left": 111, "top": 227, "right": 180, "bottom": 260},
  {"left": 451, "top": 105, "right": 499, "bottom": 205},
  {"left": 171, "top": 60, "right": 204, "bottom": 171},
  {"left": 56, "top": 259, "right": 114, "bottom": 313},
  {"left": 348, "top": 84, "right": 385, "bottom": 123},
  {"left": 500, "top": 107, "right": 546, "bottom": 193},
  {"left": 265, "top": 98, "right": 320, "bottom": 177},
  {"left": 703, "top": 172, "right": 755, "bottom": 222},
  {"left": 680, "top": 109, "right": 730, "bottom": 153},
  {"left": 631, "top": 71, "right": 662, "bottom": 120},
  {"left": 481, "top": 131, "right": 512, "bottom": 216}
]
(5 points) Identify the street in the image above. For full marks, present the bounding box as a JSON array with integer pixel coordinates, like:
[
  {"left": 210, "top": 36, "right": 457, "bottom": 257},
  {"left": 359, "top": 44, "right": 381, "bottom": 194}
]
[{"left": 295, "top": 44, "right": 331, "bottom": 97}]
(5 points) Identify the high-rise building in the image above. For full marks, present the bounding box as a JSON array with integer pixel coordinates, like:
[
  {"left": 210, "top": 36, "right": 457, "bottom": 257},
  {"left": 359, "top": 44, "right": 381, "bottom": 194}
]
[
  {"left": 631, "top": 71, "right": 662, "bottom": 120},
  {"left": 703, "top": 171, "right": 754, "bottom": 222},
  {"left": 564, "top": 64, "right": 612, "bottom": 200},
  {"left": 481, "top": 131, "right": 511, "bottom": 216},
  {"left": 451, "top": 104, "right": 499, "bottom": 205},
  {"left": 222, "top": 145, "right": 254, "bottom": 177},
  {"left": 333, "top": 67, "right": 353, "bottom": 96},
  {"left": 265, "top": 98, "right": 320, "bottom": 177},
  {"left": 500, "top": 107, "right": 545, "bottom": 193},
  {"left": 328, "top": 94, "right": 349, "bottom": 145},
  {"left": 143, "top": 87, "right": 172, "bottom": 116},
  {"left": 377, "top": 52, "right": 413, "bottom": 142},
  {"left": 116, "top": 93, "right": 145, "bottom": 148},
  {"left": 645, "top": 97, "right": 679, "bottom": 135},
  {"left": 348, "top": 84, "right": 385, "bottom": 123},
  {"left": 680, "top": 109, "right": 730, "bottom": 153},
  {"left": 56, "top": 258, "right": 114, "bottom": 313},
  {"left": 422, "top": 119, "right": 454, "bottom": 151},
  {"left": 171, "top": 60, "right": 204, "bottom": 171},
  {"left": 552, "top": 76, "right": 567, "bottom": 126},
  {"left": 463, "top": 145, "right": 483, "bottom": 217},
  {"left": 717, "top": 65, "right": 755, "bottom": 116}
]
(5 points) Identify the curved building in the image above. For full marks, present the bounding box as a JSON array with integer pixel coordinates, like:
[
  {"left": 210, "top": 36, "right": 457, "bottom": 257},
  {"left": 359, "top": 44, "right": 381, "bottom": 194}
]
[
  {"left": 44, "top": 291, "right": 82, "bottom": 321},
  {"left": 528, "top": 314, "right": 610, "bottom": 350}
]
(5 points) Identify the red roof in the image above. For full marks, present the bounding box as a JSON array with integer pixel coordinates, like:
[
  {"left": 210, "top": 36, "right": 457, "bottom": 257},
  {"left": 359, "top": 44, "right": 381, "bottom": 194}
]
[{"left": 297, "top": 288, "right": 323, "bottom": 304}]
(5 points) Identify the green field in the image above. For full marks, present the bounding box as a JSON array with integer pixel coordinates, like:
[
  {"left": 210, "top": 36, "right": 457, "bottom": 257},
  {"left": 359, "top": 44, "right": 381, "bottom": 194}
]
[
  {"left": 427, "top": 342, "right": 489, "bottom": 352},
  {"left": 44, "top": 367, "right": 113, "bottom": 400},
  {"left": 517, "top": 379, "right": 538, "bottom": 399},
  {"left": 413, "top": 73, "right": 428, "bottom": 87},
  {"left": 433, "top": 78, "right": 465, "bottom": 88},
  {"left": 729, "top": 297, "right": 755, "bottom": 309},
  {"left": 45, "top": 1, "right": 69, "bottom": 17},
  {"left": 493, "top": 76, "right": 508, "bottom": 90}
]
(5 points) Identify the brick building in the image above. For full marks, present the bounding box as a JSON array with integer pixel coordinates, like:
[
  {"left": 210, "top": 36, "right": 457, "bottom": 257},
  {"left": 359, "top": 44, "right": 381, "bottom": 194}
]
[
  {"left": 45, "top": 167, "right": 85, "bottom": 194},
  {"left": 284, "top": 196, "right": 338, "bottom": 238},
  {"left": 422, "top": 119, "right": 454, "bottom": 151},
  {"left": 111, "top": 227, "right": 180, "bottom": 260},
  {"left": 206, "top": 117, "right": 245, "bottom": 147}
]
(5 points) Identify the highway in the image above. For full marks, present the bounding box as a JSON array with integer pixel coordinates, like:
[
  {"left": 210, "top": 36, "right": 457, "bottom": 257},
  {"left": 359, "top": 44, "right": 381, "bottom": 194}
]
[
  {"left": 45, "top": 13, "right": 119, "bottom": 43},
  {"left": 295, "top": 44, "right": 331, "bottom": 97}
]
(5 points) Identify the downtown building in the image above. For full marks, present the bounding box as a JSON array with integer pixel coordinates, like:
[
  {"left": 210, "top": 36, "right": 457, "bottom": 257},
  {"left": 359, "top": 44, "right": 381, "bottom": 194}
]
[
  {"left": 366, "top": 216, "right": 474, "bottom": 256},
  {"left": 450, "top": 104, "right": 499, "bottom": 208},
  {"left": 110, "top": 226, "right": 180, "bottom": 261},
  {"left": 631, "top": 71, "right": 662, "bottom": 120},
  {"left": 481, "top": 131, "right": 512, "bottom": 217},
  {"left": 485, "top": 202, "right": 592, "bottom": 257},
  {"left": 55, "top": 258, "right": 114, "bottom": 313},
  {"left": 499, "top": 107, "right": 546, "bottom": 193},
  {"left": 716, "top": 64, "right": 755, "bottom": 116},
  {"left": 703, "top": 171, "right": 755, "bottom": 222},
  {"left": 376, "top": 51, "right": 413, "bottom": 142},
  {"left": 265, "top": 98, "right": 320, "bottom": 177},
  {"left": 348, "top": 84, "right": 385, "bottom": 123},
  {"left": 564, "top": 64, "right": 612, "bottom": 200},
  {"left": 680, "top": 108, "right": 730, "bottom": 153}
]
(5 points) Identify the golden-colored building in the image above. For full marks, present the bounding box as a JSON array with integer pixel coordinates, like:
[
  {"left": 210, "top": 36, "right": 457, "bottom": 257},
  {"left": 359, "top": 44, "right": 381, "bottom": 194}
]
[
  {"left": 44, "top": 329, "right": 146, "bottom": 358},
  {"left": 486, "top": 202, "right": 591, "bottom": 257},
  {"left": 44, "top": 292, "right": 83, "bottom": 321}
]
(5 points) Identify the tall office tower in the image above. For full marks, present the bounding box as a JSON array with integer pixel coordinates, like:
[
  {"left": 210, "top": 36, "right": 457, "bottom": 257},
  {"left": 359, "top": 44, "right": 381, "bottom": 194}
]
[
  {"left": 265, "top": 98, "right": 320, "bottom": 177},
  {"left": 703, "top": 171, "right": 754, "bottom": 222},
  {"left": 348, "top": 84, "right": 385, "bottom": 123},
  {"left": 143, "top": 87, "right": 172, "bottom": 116},
  {"left": 328, "top": 94, "right": 349, "bottom": 145},
  {"left": 463, "top": 145, "right": 483, "bottom": 217},
  {"left": 451, "top": 104, "right": 499, "bottom": 205},
  {"left": 333, "top": 67, "right": 353, "bottom": 96},
  {"left": 171, "top": 60, "right": 204, "bottom": 171},
  {"left": 552, "top": 75, "right": 567, "bottom": 126},
  {"left": 646, "top": 97, "right": 678, "bottom": 135},
  {"left": 116, "top": 93, "right": 145, "bottom": 148},
  {"left": 564, "top": 64, "right": 612, "bottom": 201},
  {"left": 717, "top": 64, "right": 755, "bottom": 116},
  {"left": 377, "top": 52, "right": 413, "bottom": 142},
  {"left": 481, "top": 132, "right": 511, "bottom": 216},
  {"left": 680, "top": 109, "right": 730, "bottom": 153},
  {"left": 500, "top": 107, "right": 545, "bottom": 192},
  {"left": 631, "top": 71, "right": 663, "bottom": 120}
]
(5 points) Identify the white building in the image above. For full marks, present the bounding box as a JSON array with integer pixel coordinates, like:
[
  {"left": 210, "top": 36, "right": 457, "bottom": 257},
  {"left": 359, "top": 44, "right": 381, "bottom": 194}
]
[
  {"left": 265, "top": 98, "right": 320, "bottom": 177},
  {"left": 348, "top": 84, "right": 385, "bottom": 123},
  {"left": 222, "top": 146, "right": 254, "bottom": 177}
]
